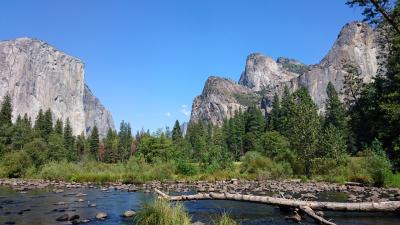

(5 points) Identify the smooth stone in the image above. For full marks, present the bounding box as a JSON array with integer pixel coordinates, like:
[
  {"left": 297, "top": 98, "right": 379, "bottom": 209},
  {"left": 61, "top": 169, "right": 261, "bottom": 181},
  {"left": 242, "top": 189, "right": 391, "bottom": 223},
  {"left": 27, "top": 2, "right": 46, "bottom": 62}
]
[
  {"left": 192, "top": 222, "right": 205, "bottom": 225},
  {"left": 122, "top": 210, "right": 136, "bottom": 218},
  {"left": 69, "top": 215, "right": 80, "bottom": 221},
  {"left": 96, "top": 212, "right": 108, "bottom": 220},
  {"left": 81, "top": 219, "right": 90, "bottom": 223},
  {"left": 56, "top": 214, "right": 69, "bottom": 222}
]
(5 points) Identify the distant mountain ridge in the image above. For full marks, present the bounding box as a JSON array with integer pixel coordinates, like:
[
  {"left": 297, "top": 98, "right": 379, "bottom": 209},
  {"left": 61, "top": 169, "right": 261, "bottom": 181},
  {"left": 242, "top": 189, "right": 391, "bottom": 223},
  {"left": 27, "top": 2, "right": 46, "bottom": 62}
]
[
  {"left": 190, "top": 22, "right": 379, "bottom": 126},
  {"left": 0, "top": 37, "right": 115, "bottom": 137}
]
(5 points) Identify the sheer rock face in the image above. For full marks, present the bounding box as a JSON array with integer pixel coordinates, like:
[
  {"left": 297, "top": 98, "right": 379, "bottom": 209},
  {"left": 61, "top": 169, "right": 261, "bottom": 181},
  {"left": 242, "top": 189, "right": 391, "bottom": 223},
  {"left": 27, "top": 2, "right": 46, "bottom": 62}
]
[
  {"left": 191, "top": 22, "right": 379, "bottom": 125},
  {"left": 190, "top": 77, "right": 257, "bottom": 126},
  {"left": 83, "top": 85, "right": 115, "bottom": 137},
  {"left": 0, "top": 37, "right": 114, "bottom": 137},
  {"left": 239, "top": 53, "right": 301, "bottom": 91}
]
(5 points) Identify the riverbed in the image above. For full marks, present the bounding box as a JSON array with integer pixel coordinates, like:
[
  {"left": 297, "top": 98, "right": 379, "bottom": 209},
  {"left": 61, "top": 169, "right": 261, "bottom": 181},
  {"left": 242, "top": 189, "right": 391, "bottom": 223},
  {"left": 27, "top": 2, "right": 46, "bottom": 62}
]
[{"left": 0, "top": 186, "right": 399, "bottom": 225}]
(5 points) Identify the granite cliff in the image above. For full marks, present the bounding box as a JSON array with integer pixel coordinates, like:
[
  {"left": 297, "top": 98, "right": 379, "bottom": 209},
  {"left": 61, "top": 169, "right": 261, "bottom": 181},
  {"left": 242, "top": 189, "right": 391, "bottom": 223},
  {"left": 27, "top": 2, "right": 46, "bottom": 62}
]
[
  {"left": 0, "top": 37, "right": 114, "bottom": 137},
  {"left": 191, "top": 22, "right": 379, "bottom": 125}
]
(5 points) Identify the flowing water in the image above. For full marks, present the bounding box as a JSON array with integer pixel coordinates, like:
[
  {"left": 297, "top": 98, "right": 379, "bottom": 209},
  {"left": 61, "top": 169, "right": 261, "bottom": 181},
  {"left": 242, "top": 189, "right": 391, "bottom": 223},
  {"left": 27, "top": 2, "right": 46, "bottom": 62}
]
[{"left": 0, "top": 187, "right": 398, "bottom": 225}]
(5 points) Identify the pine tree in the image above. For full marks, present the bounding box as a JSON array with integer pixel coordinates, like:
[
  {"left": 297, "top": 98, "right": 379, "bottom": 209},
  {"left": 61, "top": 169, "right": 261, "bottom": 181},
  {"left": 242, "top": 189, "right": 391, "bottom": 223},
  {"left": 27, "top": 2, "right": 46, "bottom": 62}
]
[
  {"left": 63, "top": 118, "right": 75, "bottom": 161},
  {"left": 118, "top": 121, "right": 132, "bottom": 161},
  {"left": 75, "top": 132, "right": 86, "bottom": 157},
  {"left": 104, "top": 128, "right": 119, "bottom": 163},
  {"left": 43, "top": 109, "right": 53, "bottom": 141},
  {"left": 325, "top": 82, "right": 347, "bottom": 129},
  {"left": 286, "top": 88, "right": 321, "bottom": 176},
  {"left": 54, "top": 119, "right": 63, "bottom": 135},
  {"left": 89, "top": 126, "right": 100, "bottom": 159},
  {"left": 0, "top": 94, "right": 12, "bottom": 127},
  {"left": 0, "top": 94, "right": 13, "bottom": 147},
  {"left": 267, "top": 93, "right": 281, "bottom": 131},
  {"left": 47, "top": 133, "right": 66, "bottom": 161},
  {"left": 171, "top": 120, "right": 182, "bottom": 143},
  {"left": 10, "top": 115, "right": 33, "bottom": 150},
  {"left": 34, "top": 109, "right": 53, "bottom": 141}
]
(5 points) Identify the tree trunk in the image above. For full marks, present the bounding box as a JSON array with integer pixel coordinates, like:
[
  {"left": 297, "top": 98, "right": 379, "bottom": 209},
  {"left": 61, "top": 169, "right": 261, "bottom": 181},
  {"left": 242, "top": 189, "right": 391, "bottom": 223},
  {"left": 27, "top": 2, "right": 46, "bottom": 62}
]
[{"left": 154, "top": 189, "right": 400, "bottom": 225}]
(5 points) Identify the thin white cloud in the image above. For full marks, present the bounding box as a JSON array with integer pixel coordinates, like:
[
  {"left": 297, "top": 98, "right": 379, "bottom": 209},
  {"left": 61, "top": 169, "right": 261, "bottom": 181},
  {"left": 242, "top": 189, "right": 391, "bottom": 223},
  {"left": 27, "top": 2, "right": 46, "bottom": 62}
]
[
  {"left": 165, "top": 112, "right": 171, "bottom": 117},
  {"left": 180, "top": 105, "right": 190, "bottom": 117}
]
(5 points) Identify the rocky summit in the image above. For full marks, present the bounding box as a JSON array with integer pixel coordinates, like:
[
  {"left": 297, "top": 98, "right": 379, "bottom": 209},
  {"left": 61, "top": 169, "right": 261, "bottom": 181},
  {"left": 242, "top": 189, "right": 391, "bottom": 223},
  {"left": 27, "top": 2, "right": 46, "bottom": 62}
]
[
  {"left": 190, "top": 22, "right": 379, "bottom": 125},
  {"left": 0, "top": 37, "right": 114, "bottom": 137}
]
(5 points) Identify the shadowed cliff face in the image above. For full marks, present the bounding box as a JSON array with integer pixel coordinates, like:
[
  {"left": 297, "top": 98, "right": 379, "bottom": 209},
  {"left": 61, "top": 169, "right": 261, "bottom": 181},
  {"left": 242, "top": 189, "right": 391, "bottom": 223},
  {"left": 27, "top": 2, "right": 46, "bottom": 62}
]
[
  {"left": 191, "top": 22, "right": 379, "bottom": 125},
  {"left": 0, "top": 37, "right": 114, "bottom": 137}
]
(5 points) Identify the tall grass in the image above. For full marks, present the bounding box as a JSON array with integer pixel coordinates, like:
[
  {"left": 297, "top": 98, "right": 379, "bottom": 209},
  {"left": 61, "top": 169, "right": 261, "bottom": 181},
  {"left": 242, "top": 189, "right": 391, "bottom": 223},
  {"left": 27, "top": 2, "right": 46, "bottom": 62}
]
[
  {"left": 134, "top": 200, "right": 192, "bottom": 225},
  {"left": 32, "top": 158, "right": 176, "bottom": 183},
  {"left": 213, "top": 213, "right": 238, "bottom": 225}
]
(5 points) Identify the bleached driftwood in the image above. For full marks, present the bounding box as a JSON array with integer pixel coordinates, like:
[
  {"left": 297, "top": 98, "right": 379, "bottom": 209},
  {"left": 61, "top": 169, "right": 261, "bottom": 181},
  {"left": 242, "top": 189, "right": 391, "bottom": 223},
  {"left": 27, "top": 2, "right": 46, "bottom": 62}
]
[{"left": 154, "top": 188, "right": 400, "bottom": 225}]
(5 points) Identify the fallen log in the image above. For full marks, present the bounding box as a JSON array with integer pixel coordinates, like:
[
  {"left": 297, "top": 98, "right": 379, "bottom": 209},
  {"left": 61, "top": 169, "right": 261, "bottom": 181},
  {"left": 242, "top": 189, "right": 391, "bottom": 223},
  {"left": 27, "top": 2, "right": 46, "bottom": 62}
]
[
  {"left": 154, "top": 189, "right": 400, "bottom": 225},
  {"left": 154, "top": 189, "right": 400, "bottom": 213}
]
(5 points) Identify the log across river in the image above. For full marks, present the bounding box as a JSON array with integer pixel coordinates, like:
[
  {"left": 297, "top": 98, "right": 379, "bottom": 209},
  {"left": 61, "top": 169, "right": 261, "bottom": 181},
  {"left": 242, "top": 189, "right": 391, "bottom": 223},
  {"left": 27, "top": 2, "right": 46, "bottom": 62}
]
[{"left": 154, "top": 189, "right": 400, "bottom": 225}]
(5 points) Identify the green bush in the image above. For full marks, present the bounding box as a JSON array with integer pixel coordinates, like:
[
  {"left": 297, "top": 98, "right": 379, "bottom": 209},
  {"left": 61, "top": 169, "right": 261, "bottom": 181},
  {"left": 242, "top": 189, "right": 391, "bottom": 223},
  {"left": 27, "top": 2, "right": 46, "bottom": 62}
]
[
  {"left": 240, "top": 151, "right": 292, "bottom": 179},
  {"left": 261, "top": 131, "right": 294, "bottom": 162},
  {"left": 1, "top": 150, "right": 32, "bottom": 178},
  {"left": 134, "top": 200, "right": 192, "bottom": 225},
  {"left": 175, "top": 161, "right": 198, "bottom": 176},
  {"left": 213, "top": 213, "right": 238, "bottom": 225}
]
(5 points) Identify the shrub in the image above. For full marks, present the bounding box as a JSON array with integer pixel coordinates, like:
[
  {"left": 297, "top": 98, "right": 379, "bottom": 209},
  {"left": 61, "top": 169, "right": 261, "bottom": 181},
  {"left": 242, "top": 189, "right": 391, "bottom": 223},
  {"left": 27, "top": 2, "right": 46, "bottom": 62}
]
[
  {"left": 240, "top": 151, "right": 292, "bottom": 179},
  {"left": 134, "top": 200, "right": 192, "bottom": 225},
  {"left": 1, "top": 150, "right": 32, "bottom": 178},
  {"left": 176, "top": 161, "right": 198, "bottom": 176},
  {"left": 261, "top": 131, "right": 294, "bottom": 162},
  {"left": 213, "top": 213, "right": 238, "bottom": 225},
  {"left": 24, "top": 138, "right": 47, "bottom": 167}
]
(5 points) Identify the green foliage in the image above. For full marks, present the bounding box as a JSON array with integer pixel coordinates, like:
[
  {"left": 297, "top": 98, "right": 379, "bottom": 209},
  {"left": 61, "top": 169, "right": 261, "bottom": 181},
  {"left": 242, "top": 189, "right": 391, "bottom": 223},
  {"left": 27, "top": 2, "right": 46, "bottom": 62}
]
[
  {"left": 63, "top": 118, "right": 76, "bottom": 161},
  {"left": 213, "top": 213, "right": 238, "bottom": 225},
  {"left": 0, "top": 94, "right": 12, "bottom": 127},
  {"left": 137, "top": 132, "right": 173, "bottom": 163},
  {"left": 240, "top": 151, "right": 292, "bottom": 179},
  {"left": 23, "top": 138, "right": 47, "bottom": 167},
  {"left": 0, "top": 150, "right": 32, "bottom": 178},
  {"left": 103, "top": 129, "right": 119, "bottom": 163},
  {"left": 261, "top": 131, "right": 294, "bottom": 162},
  {"left": 175, "top": 161, "right": 198, "bottom": 176},
  {"left": 172, "top": 120, "right": 182, "bottom": 143},
  {"left": 47, "top": 133, "right": 66, "bottom": 161},
  {"left": 286, "top": 88, "right": 321, "bottom": 176},
  {"left": 118, "top": 121, "right": 133, "bottom": 162},
  {"left": 233, "top": 93, "right": 260, "bottom": 107},
  {"left": 89, "top": 126, "right": 100, "bottom": 158},
  {"left": 134, "top": 200, "right": 192, "bottom": 225}
]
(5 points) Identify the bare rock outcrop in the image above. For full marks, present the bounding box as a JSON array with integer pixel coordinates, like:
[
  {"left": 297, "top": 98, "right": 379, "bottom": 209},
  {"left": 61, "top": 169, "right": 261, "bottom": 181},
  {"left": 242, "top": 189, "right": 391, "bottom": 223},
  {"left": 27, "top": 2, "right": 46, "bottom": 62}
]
[
  {"left": 0, "top": 37, "right": 114, "bottom": 136},
  {"left": 191, "top": 22, "right": 379, "bottom": 125}
]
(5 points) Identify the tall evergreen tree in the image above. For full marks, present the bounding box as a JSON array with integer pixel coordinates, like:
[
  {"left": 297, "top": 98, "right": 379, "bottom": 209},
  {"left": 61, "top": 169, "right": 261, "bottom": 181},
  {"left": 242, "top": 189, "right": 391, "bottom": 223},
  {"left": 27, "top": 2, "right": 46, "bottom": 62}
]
[
  {"left": 89, "top": 126, "right": 100, "bottom": 159},
  {"left": 104, "top": 128, "right": 119, "bottom": 163},
  {"left": 54, "top": 119, "right": 63, "bottom": 135},
  {"left": 267, "top": 93, "right": 281, "bottom": 131},
  {"left": 63, "top": 118, "right": 75, "bottom": 161},
  {"left": 118, "top": 121, "right": 132, "bottom": 161},
  {"left": 286, "top": 88, "right": 321, "bottom": 176},
  {"left": 0, "top": 94, "right": 13, "bottom": 148},
  {"left": 171, "top": 120, "right": 182, "bottom": 143},
  {"left": 0, "top": 94, "right": 12, "bottom": 127},
  {"left": 75, "top": 132, "right": 87, "bottom": 157}
]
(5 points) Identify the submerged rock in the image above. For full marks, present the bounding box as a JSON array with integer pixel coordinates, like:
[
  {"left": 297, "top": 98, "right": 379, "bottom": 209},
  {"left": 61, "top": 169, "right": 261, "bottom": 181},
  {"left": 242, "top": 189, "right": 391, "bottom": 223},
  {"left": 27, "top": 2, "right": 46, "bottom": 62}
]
[
  {"left": 56, "top": 214, "right": 69, "bottom": 222},
  {"left": 122, "top": 210, "right": 136, "bottom": 218},
  {"left": 96, "top": 212, "right": 108, "bottom": 220}
]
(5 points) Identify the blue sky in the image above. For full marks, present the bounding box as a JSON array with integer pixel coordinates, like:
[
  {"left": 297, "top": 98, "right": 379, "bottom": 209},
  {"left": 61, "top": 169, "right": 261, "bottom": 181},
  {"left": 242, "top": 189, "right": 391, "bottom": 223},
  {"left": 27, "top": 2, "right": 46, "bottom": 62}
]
[{"left": 0, "top": 1, "right": 363, "bottom": 132}]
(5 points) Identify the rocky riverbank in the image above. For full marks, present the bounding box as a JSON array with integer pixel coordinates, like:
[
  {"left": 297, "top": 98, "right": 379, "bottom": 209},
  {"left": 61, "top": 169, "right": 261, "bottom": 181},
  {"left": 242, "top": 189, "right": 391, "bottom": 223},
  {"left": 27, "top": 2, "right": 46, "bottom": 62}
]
[{"left": 1, "top": 178, "right": 400, "bottom": 203}]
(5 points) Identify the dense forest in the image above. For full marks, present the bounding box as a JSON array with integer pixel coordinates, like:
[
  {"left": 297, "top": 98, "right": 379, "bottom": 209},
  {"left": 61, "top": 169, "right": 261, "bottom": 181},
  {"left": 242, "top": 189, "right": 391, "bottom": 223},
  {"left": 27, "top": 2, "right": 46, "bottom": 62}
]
[{"left": 0, "top": 0, "right": 399, "bottom": 188}]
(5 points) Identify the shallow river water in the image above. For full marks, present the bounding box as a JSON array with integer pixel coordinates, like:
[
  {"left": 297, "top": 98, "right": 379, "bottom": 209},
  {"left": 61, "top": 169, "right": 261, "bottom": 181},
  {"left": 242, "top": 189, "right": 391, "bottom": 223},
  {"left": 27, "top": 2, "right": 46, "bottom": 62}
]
[{"left": 0, "top": 187, "right": 398, "bottom": 225}]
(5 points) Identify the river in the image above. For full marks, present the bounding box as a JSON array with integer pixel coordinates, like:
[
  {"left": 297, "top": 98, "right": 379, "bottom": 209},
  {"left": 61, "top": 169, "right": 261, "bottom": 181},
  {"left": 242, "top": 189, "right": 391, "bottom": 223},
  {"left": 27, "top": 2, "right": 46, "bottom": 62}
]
[{"left": 0, "top": 187, "right": 398, "bottom": 225}]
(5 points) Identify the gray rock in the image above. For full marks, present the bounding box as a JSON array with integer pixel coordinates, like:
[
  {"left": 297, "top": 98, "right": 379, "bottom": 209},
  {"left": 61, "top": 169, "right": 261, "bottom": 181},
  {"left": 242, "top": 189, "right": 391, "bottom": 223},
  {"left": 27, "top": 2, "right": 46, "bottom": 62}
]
[
  {"left": 190, "top": 22, "right": 379, "bottom": 126},
  {"left": 96, "top": 212, "right": 108, "bottom": 220},
  {"left": 122, "top": 210, "right": 136, "bottom": 218},
  {"left": 56, "top": 214, "right": 69, "bottom": 222},
  {"left": 0, "top": 37, "right": 114, "bottom": 137}
]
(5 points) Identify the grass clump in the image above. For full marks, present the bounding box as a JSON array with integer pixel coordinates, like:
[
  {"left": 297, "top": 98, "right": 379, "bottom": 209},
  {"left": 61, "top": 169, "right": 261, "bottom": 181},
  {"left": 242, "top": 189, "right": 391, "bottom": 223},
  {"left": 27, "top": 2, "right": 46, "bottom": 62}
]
[
  {"left": 134, "top": 200, "right": 192, "bottom": 225},
  {"left": 213, "top": 213, "right": 238, "bottom": 225}
]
